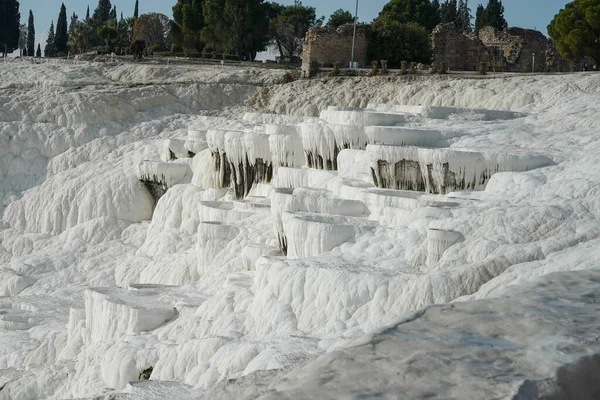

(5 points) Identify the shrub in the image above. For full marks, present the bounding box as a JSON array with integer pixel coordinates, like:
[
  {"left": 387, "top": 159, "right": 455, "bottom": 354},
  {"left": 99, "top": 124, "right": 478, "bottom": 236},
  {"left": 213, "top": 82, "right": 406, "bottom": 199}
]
[
  {"left": 130, "top": 40, "right": 146, "bottom": 60},
  {"left": 479, "top": 62, "right": 487, "bottom": 75},
  {"left": 545, "top": 64, "right": 552, "bottom": 73},
  {"left": 330, "top": 61, "right": 341, "bottom": 77},
  {"left": 400, "top": 60, "right": 408, "bottom": 75},
  {"left": 369, "top": 60, "right": 380, "bottom": 76},
  {"left": 380, "top": 60, "right": 388, "bottom": 75},
  {"left": 410, "top": 62, "right": 417, "bottom": 74}
]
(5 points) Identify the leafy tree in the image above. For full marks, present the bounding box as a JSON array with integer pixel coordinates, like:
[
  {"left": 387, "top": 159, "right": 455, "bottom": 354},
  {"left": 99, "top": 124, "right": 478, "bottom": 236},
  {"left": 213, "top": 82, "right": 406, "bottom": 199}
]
[
  {"left": 475, "top": 0, "right": 507, "bottom": 32},
  {"left": 27, "top": 10, "right": 35, "bottom": 56},
  {"left": 269, "top": 1, "right": 323, "bottom": 59},
  {"left": 55, "top": 3, "right": 69, "bottom": 54},
  {"left": 327, "top": 9, "right": 353, "bottom": 29},
  {"left": 134, "top": 0, "right": 139, "bottom": 19},
  {"left": 133, "top": 13, "right": 171, "bottom": 51},
  {"left": 18, "top": 23, "right": 26, "bottom": 56},
  {"left": 376, "top": 0, "right": 439, "bottom": 31},
  {"left": 98, "top": 23, "right": 118, "bottom": 53},
  {"left": 370, "top": 19, "right": 431, "bottom": 66},
  {"left": 201, "top": 0, "right": 270, "bottom": 60},
  {"left": 36, "top": 42, "right": 41, "bottom": 57},
  {"left": 45, "top": 21, "right": 57, "bottom": 57},
  {"left": 548, "top": 0, "right": 600, "bottom": 65},
  {"left": 116, "top": 14, "right": 134, "bottom": 54},
  {"left": 93, "top": 0, "right": 112, "bottom": 27},
  {"left": 0, "top": 0, "right": 21, "bottom": 57},
  {"left": 68, "top": 20, "right": 94, "bottom": 53}
]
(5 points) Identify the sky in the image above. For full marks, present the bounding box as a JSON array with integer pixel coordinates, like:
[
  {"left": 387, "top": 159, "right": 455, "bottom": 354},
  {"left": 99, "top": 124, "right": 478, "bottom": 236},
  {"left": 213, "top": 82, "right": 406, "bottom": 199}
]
[{"left": 18, "top": 0, "right": 570, "bottom": 53}]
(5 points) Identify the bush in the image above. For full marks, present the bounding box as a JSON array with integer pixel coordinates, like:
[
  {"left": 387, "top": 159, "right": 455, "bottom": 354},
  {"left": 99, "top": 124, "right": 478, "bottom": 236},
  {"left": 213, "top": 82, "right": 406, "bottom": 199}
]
[
  {"left": 479, "top": 62, "right": 487, "bottom": 75},
  {"left": 400, "top": 60, "right": 408, "bottom": 75},
  {"left": 369, "top": 60, "right": 379, "bottom": 76},
  {"left": 281, "top": 71, "right": 297, "bottom": 83},
  {"left": 380, "top": 60, "right": 388, "bottom": 75},
  {"left": 130, "top": 40, "right": 146, "bottom": 60},
  {"left": 308, "top": 61, "right": 319, "bottom": 78},
  {"left": 431, "top": 60, "right": 447, "bottom": 74},
  {"left": 545, "top": 64, "right": 552, "bottom": 73},
  {"left": 410, "top": 62, "right": 417, "bottom": 74},
  {"left": 329, "top": 61, "right": 341, "bottom": 77}
]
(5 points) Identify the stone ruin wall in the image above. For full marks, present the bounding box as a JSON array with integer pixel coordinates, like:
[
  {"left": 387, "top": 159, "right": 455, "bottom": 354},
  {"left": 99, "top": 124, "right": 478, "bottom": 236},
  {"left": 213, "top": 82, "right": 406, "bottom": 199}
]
[
  {"left": 432, "top": 24, "right": 570, "bottom": 72},
  {"left": 301, "top": 24, "right": 369, "bottom": 76}
]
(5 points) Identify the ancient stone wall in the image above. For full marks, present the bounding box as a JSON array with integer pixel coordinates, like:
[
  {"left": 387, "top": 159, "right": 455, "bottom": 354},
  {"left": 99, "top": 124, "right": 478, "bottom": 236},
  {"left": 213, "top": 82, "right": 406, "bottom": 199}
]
[
  {"left": 431, "top": 23, "right": 483, "bottom": 71},
  {"left": 301, "top": 24, "right": 369, "bottom": 77},
  {"left": 433, "top": 24, "right": 570, "bottom": 72}
]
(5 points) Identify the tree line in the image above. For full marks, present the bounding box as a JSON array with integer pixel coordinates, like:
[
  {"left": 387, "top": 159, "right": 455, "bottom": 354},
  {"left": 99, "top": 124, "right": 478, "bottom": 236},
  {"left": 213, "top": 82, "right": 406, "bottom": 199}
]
[{"left": 370, "top": 0, "right": 506, "bottom": 67}]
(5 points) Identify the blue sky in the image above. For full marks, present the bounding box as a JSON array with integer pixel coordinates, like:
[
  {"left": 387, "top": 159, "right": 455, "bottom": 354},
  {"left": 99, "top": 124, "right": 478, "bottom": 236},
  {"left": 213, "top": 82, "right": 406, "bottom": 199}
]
[{"left": 19, "top": 0, "right": 569, "bottom": 50}]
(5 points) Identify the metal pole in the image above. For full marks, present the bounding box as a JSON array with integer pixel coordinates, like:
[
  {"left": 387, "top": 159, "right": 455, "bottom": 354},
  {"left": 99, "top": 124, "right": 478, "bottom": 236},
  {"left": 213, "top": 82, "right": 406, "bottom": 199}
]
[
  {"left": 351, "top": 0, "right": 359, "bottom": 68},
  {"left": 532, "top": 53, "right": 535, "bottom": 73}
]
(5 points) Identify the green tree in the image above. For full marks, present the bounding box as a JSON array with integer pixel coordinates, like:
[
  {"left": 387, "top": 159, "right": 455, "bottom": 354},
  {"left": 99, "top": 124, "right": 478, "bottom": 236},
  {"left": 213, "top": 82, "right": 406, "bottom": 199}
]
[
  {"left": 86, "top": 6, "right": 90, "bottom": 21},
  {"left": 548, "top": 0, "right": 600, "bottom": 65},
  {"left": 69, "top": 12, "right": 78, "bottom": 31},
  {"left": 370, "top": 19, "right": 431, "bottom": 67},
  {"left": 268, "top": 1, "right": 323, "bottom": 59},
  {"left": 98, "top": 23, "right": 118, "bottom": 53},
  {"left": 45, "top": 21, "right": 57, "bottom": 57},
  {"left": 202, "top": 0, "right": 270, "bottom": 60},
  {"left": 93, "top": 0, "right": 112, "bottom": 27},
  {"left": 376, "top": 0, "right": 440, "bottom": 31},
  {"left": 475, "top": 0, "right": 507, "bottom": 32},
  {"left": 27, "top": 10, "right": 35, "bottom": 56},
  {"left": 0, "top": 0, "right": 21, "bottom": 57},
  {"left": 485, "top": 0, "right": 507, "bottom": 30},
  {"left": 474, "top": 3, "right": 485, "bottom": 32},
  {"left": 55, "top": 3, "right": 69, "bottom": 54},
  {"left": 109, "top": 5, "right": 117, "bottom": 25},
  {"left": 133, "top": 12, "right": 171, "bottom": 51},
  {"left": 134, "top": 0, "right": 139, "bottom": 19},
  {"left": 327, "top": 9, "right": 354, "bottom": 29},
  {"left": 172, "top": 0, "right": 205, "bottom": 53},
  {"left": 68, "top": 20, "right": 94, "bottom": 53},
  {"left": 36, "top": 42, "right": 41, "bottom": 57},
  {"left": 457, "top": 0, "right": 472, "bottom": 31},
  {"left": 440, "top": 0, "right": 458, "bottom": 24}
]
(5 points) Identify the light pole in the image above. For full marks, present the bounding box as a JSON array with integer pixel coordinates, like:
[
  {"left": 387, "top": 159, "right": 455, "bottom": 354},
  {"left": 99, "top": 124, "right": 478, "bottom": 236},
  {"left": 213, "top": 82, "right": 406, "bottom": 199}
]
[
  {"left": 532, "top": 52, "right": 536, "bottom": 73},
  {"left": 350, "top": 0, "right": 359, "bottom": 69}
]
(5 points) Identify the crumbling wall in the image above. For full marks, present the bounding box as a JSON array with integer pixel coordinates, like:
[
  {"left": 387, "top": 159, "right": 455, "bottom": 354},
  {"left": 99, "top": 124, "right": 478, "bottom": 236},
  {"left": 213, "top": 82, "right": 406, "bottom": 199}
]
[
  {"left": 301, "top": 24, "right": 369, "bottom": 77},
  {"left": 432, "top": 23, "right": 483, "bottom": 71},
  {"left": 433, "top": 24, "right": 570, "bottom": 72}
]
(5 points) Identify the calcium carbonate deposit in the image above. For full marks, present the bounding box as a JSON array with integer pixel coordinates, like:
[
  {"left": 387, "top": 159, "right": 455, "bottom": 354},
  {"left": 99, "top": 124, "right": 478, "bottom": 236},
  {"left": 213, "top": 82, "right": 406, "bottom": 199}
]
[{"left": 1, "top": 58, "right": 600, "bottom": 399}]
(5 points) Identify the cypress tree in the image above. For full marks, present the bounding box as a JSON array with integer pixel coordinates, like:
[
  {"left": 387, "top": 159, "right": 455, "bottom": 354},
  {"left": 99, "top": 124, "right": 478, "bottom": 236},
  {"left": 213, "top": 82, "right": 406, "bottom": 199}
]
[
  {"left": 93, "top": 0, "right": 112, "bottom": 26},
  {"left": 109, "top": 5, "right": 117, "bottom": 23},
  {"left": 55, "top": 3, "right": 69, "bottom": 54},
  {"left": 36, "top": 42, "right": 41, "bottom": 57},
  {"left": 0, "top": 0, "right": 21, "bottom": 57},
  {"left": 457, "top": 0, "right": 472, "bottom": 31},
  {"left": 27, "top": 10, "right": 35, "bottom": 57},
  {"left": 474, "top": 4, "right": 485, "bottom": 33},
  {"left": 45, "top": 21, "right": 57, "bottom": 57},
  {"left": 70, "top": 12, "right": 78, "bottom": 31},
  {"left": 86, "top": 6, "right": 90, "bottom": 20},
  {"left": 134, "top": 0, "right": 139, "bottom": 19},
  {"left": 440, "top": 0, "right": 458, "bottom": 25},
  {"left": 485, "top": 0, "right": 507, "bottom": 30}
]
